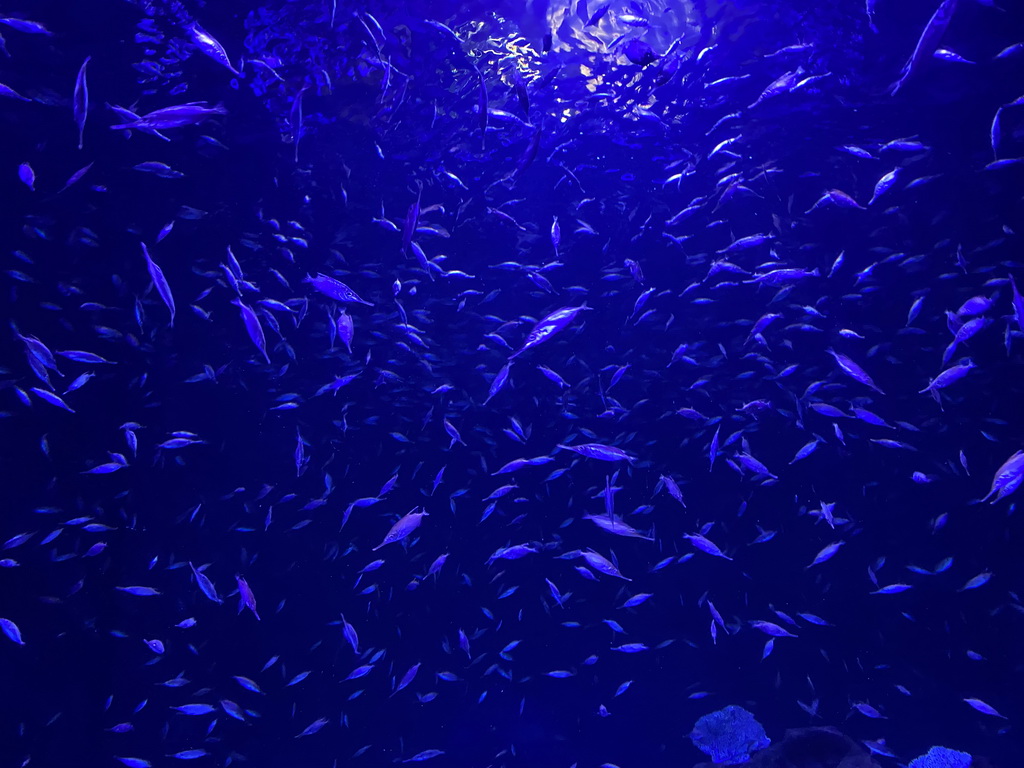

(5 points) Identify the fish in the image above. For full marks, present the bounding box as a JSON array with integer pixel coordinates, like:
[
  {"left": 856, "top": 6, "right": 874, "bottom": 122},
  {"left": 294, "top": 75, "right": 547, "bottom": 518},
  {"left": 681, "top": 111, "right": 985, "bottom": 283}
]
[
  {"left": 919, "top": 359, "right": 975, "bottom": 394},
  {"left": 963, "top": 697, "right": 1007, "bottom": 718},
  {"left": 188, "top": 562, "right": 222, "bottom": 604},
  {"left": 0, "top": 617, "right": 25, "bottom": 645},
  {"left": 110, "top": 102, "right": 227, "bottom": 131},
  {"left": 891, "top": 0, "right": 962, "bottom": 95},
  {"left": 295, "top": 717, "right": 329, "bottom": 738},
  {"left": 509, "top": 305, "right": 590, "bottom": 359},
  {"left": 29, "top": 387, "right": 75, "bottom": 413},
  {"left": 18, "top": 162, "right": 35, "bottom": 191},
  {"left": 0, "top": 81, "right": 31, "bottom": 101},
  {"left": 170, "top": 703, "right": 216, "bottom": 716},
  {"left": 303, "top": 273, "right": 373, "bottom": 305},
  {"left": 134, "top": 161, "right": 184, "bottom": 178},
  {"left": 336, "top": 310, "right": 354, "bottom": 353},
  {"left": 826, "top": 349, "right": 885, "bottom": 394},
  {"left": 871, "top": 584, "right": 913, "bottom": 595},
  {"left": 140, "top": 243, "right": 175, "bottom": 326},
  {"left": 557, "top": 442, "right": 635, "bottom": 463},
  {"left": 73, "top": 56, "right": 91, "bottom": 150},
  {"left": 403, "top": 749, "right": 445, "bottom": 762},
  {"left": 807, "top": 541, "right": 845, "bottom": 568},
  {"left": 231, "top": 298, "right": 270, "bottom": 364},
  {"left": 373, "top": 509, "right": 429, "bottom": 551},
  {"left": 749, "top": 620, "right": 796, "bottom": 638},
  {"left": 583, "top": 514, "right": 653, "bottom": 541},
  {"left": 957, "top": 571, "right": 992, "bottom": 592},
  {"left": 235, "top": 573, "right": 260, "bottom": 620},
  {"left": 0, "top": 17, "right": 52, "bottom": 35},
  {"left": 977, "top": 450, "right": 1024, "bottom": 504},
  {"left": 185, "top": 22, "right": 239, "bottom": 75},
  {"left": 290, "top": 85, "right": 309, "bottom": 163},
  {"left": 684, "top": 533, "right": 733, "bottom": 561},
  {"left": 484, "top": 362, "right": 512, "bottom": 405},
  {"left": 579, "top": 550, "right": 631, "bottom": 581},
  {"left": 658, "top": 474, "right": 686, "bottom": 507}
]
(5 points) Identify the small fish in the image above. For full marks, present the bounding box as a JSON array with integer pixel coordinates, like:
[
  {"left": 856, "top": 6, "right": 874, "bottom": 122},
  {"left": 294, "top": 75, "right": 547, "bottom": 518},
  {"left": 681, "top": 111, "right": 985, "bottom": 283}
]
[
  {"left": 231, "top": 298, "right": 270, "bottom": 364},
  {"left": 116, "top": 586, "right": 162, "bottom": 597},
  {"left": 18, "top": 162, "right": 35, "bottom": 191},
  {"left": 827, "top": 348, "right": 884, "bottom": 394},
  {"left": 304, "top": 273, "right": 373, "bottom": 305},
  {"left": 920, "top": 359, "right": 975, "bottom": 394},
  {"left": 74, "top": 56, "right": 91, "bottom": 149},
  {"left": 373, "top": 508, "right": 429, "bottom": 551},
  {"left": 557, "top": 442, "right": 634, "bottom": 463},
  {"left": 749, "top": 620, "right": 796, "bottom": 638},
  {"left": 806, "top": 189, "right": 863, "bottom": 212},
  {"left": 807, "top": 541, "right": 845, "bottom": 568},
  {"left": 344, "top": 664, "right": 374, "bottom": 681},
  {"left": 958, "top": 571, "right": 992, "bottom": 592},
  {"left": 868, "top": 168, "right": 899, "bottom": 205},
  {"left": 683, "top": 533, "right": 732, "bottom": 560},
  {"left": 235, "top": 573, "right": 260, "bottom": 620},
  {"left": 853, "top": 702, "right": 886, "bottom": 719},
  {"left": 484, "top": 362, "right": 512, "bottom": 405},
  {"left": 978, "top": 450, "right": 1024, "bottom": 503},
  {"left": 871, "top": 584, "right": 913, "bottom": 595},
  {"left": 170, "top": 703, "right": 215, "bottom": 716},
  {"left": 170, "top": 749, "right": 209, "bottom": 760},
  {"left": 295, "top": 716, "right": 329, "bottom": 737},
  {"left": 110, "top": 102, "right": 227, "bottom": 131},
  {"left": 612, "top": 643, "right": 648, "bottom": 653},
  {"left": 583, "top": 515, "right": 653, "bottom": 541},
  {"left": 336, "top": 311, "right": 354, "bottom": 353},
  {"left": 658, "top": 474, "right": 686, "bottom": 507},
  {"left": 189, "top": 562, "right": 222, "bottom": 604},
  {"left": 141, "top": 243, "right": 175, "bottom": 326},
  {"left": 963, "top": 697, "right": 1007, "bottom": 718},
  {"left": 233, "top": 675, "right": 263, "bottom": 694},
  {"left": 509, "top": 306, "right": 590, "bottom": 360},
  {"left": 580, "top": 550, "right": 631, "bottom": 580},
  {"left": 403, "top": 750, "right": 445, "bottom": 762},
  {"left": 392, "top": 662, "right": 421, "bottom": 696},
  {"left": 789, "top": 439, "right": 820, "bottom": 465},
  {"left": 0, "top": 81, "right": 31, "bottom": 101},
  {"left": 134, "top": 161, "right": 184, "bottom": 178},
  {"left": 745, "top": 267, "right": 820, "bottom": 286},
  {"left": 30, "top": 387, "right": 75, "bottom": 413},
  {"left": 186, "top": 22, "right": 239, "bottom": 75},
  {"left": 0, "top": 17, "right": 52, "bottom": 35},
  {"left": 621, "top": 593, "right": 652, "bottom": 608},
  {"left": 891, "top": 0, "right": 961, "bottom": 95},
  {"left": 0, "top": 617, "right": 25, "bottom": 645},
  {"left": 798, "top": 613, "right": 831, "bottom": 626}
]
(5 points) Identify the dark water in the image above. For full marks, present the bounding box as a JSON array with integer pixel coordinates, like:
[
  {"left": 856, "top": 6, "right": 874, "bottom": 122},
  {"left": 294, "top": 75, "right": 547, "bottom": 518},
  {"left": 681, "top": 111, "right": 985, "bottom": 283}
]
[{"left": 1, "top": 1, "right": 1023, "bottom": 767}]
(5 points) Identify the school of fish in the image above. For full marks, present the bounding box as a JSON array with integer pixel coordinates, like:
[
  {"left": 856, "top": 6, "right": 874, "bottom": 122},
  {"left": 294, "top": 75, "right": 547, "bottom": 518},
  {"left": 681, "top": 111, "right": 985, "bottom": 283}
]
[{"left": 1, "top": 0, "right": 1023, "bottom": 766}]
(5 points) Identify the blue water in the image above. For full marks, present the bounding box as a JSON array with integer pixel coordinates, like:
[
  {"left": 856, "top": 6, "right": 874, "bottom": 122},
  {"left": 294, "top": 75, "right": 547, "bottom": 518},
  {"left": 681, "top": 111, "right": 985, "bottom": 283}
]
[{"left": 1, "top": 1, "right": 1022, "bottom": 766}]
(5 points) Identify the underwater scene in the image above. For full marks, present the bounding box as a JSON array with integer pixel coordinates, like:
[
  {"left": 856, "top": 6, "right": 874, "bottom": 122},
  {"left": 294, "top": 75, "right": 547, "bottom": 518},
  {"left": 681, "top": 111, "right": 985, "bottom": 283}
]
[{"left": 1, "top": 0, "right": 1023, "bottom": 766}]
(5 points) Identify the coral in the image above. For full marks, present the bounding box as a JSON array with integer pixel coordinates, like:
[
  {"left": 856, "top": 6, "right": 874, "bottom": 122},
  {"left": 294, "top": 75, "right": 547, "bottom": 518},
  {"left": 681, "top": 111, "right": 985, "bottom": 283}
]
[
  {"left": 690, "top": 705, "right": 771, "bottom": 764},
  {"left": 908, "top": 746, "right": 973, "bottom": 768}
]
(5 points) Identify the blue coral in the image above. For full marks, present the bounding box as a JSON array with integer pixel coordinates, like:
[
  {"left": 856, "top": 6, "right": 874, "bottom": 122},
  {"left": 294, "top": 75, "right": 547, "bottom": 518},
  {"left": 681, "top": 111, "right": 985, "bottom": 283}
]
[
  {"left": 908, "top": 746, "right": 972, "bottom": 768},
  {"left": 690, "top": 705, "right": 770, "bottom": 764}
]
